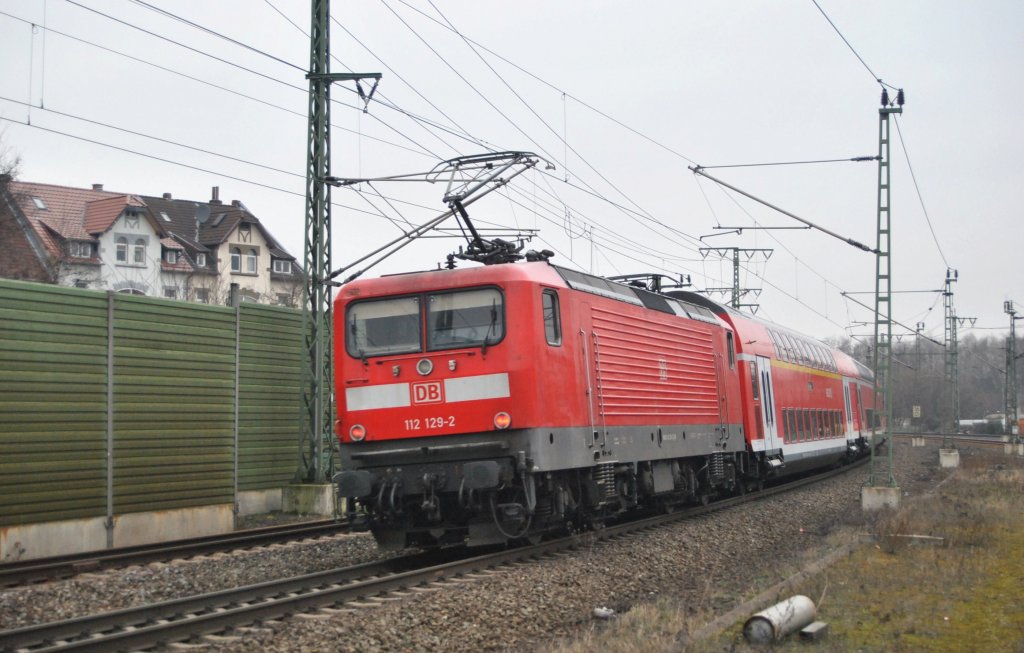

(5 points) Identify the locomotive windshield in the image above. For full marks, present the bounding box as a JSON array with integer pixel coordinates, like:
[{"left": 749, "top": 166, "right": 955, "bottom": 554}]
[
  {"left": 347, "top": 296, "right": 421, "bottom": 357},
  {"left": 428, "top": 288, "right": 503, "bottom": 350},
  {"left": 346, "top": 287, "right": 504, "bottom": 358}
]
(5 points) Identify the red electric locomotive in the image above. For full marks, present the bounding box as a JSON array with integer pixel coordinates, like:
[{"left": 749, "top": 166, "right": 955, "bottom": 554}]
[{"left": 333, "top": 261, "right": 874, "bottom": 549}]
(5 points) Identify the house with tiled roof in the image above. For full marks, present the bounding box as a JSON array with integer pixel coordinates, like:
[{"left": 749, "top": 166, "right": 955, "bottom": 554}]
[{"left": 0, "top": 177, "right": 301, "bottom": 306}]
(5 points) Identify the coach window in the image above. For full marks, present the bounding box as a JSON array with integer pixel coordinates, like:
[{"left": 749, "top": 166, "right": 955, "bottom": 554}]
[
  {"left": 726, "top": 332, "right": 735, "bottom": 369},
  {"left": 346, "top": 296, "right": 421, "bottom": 358},
  {"left": 428, "top": 288, "right": 505, "bottom": 351},
  {"left": 782, "top": 334, "right": 798, "bottom": 363},
  {"left": 542, "top": 289, "right": 562, "bottom": 346}
]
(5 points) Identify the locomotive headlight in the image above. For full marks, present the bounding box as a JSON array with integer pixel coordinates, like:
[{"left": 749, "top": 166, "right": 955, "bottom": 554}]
[
  {"left": 349, "top": 424, "right": 367, "bottom": 441},
  {"left": 493, "top": 412, "right": 512, "bottom": 430},
  {"left": 416, "top": 358, "right": 434, "bottom": 376}
]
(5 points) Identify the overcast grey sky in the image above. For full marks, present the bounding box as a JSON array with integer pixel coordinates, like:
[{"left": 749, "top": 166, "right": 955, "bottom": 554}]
[{"left": 1, "top": 1, "right": 1021, "bottom": 343}]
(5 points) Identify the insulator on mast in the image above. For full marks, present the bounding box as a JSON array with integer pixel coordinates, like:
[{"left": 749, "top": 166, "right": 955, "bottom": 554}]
[
  {"left": 896, "top": 88, "right": 905, "bottom": 106},
  {"left": 880, "top": 88, "right": 890, "bottom": 107}
]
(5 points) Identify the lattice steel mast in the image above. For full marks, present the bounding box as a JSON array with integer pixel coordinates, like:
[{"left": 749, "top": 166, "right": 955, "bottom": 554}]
[
  {"left": 1006, "top": 301, "right": 1021, "bottom": 442},
  {"left": 941, "top": 268, "right": 958, "bottom": 448},
  {"left": 299, "top": 0, "right": 380, "bottom": 482},
  {"left": 698, "top": 246, "right": 772, "bottom": 312},
  {"left": 867, "top": 88, "right": 902, "bottom": 488}
]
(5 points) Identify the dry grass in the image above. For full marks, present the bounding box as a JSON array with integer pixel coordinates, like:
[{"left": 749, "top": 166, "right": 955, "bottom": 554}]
[{"left": 543, "top": 454, "right": 1024, "bottom": 653}]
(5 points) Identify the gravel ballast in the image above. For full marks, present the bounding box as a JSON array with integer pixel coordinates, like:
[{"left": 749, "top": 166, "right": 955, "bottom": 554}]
[{"left": 0, "top": 442, "right": 962, "bottom": 650}]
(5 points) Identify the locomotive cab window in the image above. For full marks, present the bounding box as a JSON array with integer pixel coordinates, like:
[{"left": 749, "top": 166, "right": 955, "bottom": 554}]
[
  {"left": 542, "top": 289, "right": 562, "bottom": 346},
  {"left": 428, "top": 288, "right": 504, "bottom": 351},
  {"left": 346, "top": 296, "right": 421, "bottom": 358}
]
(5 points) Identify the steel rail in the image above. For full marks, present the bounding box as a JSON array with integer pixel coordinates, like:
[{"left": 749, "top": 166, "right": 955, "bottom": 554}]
[
  {"left": 892, "top": 432, "right": 1008, "bottom": 447},
  {"left": 0, "top": 519, "right": 348, "bottom": 588},
  {"left": 0, "top": 459, "right": 867, "bottom": 653}
]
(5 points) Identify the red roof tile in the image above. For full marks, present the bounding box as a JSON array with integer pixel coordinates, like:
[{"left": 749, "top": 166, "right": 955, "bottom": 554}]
[
  {"left": 9, "top": 181, "right": 120, "bottom": 257},
  {"left": 84, "top": 195, "right": 145, "bottom": 235}
]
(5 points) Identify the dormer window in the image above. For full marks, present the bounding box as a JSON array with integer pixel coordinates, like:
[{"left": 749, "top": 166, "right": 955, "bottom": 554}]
[
  {"left": 160, "top": 211, "right": 171, "bottom": 222},
  {"left": 196, "top": 253, "right": 207, "bottom": 267},
  {"left": 32, "top": 197, "right": 47, "bottom": 210},
  {"left": 272, "top": 259, "right": 291, "bottom": 274},
  {"left": 69, "top": 241, "right": 92, "bottom": 258},
  {"left": 165, "top": 250, "right": 178, "bottom": 264}
]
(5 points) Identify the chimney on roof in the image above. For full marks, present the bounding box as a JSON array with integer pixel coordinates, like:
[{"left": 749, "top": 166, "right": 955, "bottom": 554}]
[
  {"left": 92, "top": 183, "right": 104, "bottom": 191},
  {"left": 232, "top": 200, "right": 242, "bottom": 207},
  {"left": 163, "top": 192, "right": 172, "bottom": 200},
  {"left": 210, "top": 186, "right": 222, "bottom": 205}
]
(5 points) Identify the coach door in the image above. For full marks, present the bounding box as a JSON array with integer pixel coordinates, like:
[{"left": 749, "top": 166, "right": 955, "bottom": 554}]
[
  {"left": 843, "top": 383, "right": 854, "bottom": 436},
  {"left": 579, "top": 305, "right": 606, "bottom": 451},
  {"left": 755, "top": 356, "right": 781, "bottom": 452}
]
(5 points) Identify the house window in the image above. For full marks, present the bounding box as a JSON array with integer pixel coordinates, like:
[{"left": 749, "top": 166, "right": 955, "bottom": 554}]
[
  {"left": 163, "top": 287, "right": 177, "bottom": 299},
  {"left": 195, "top": 288, "right": 210, "bottom": 304},
  {"left": 69, "top": 242, "right": 92, "bottom": 258},
  {"left": 74, "top": 279, "right": 89, "bottom": 289},
  {"left": 272, "top": 259, "right": 291, "bottom": 274},
  {"left": 245, "top": 248, "right": 257, "bottom": 273},
  {"left": 276, "top": 293, "right": 291, "bottom": 306},
  {"left": 132, "top": 239, "right": 146, "bottom": 264},
  {"left": 160, "top": 211, "right": 171, "bottom": 222},
  {"left": 116, "top": 237, "right": 128, "bottom": 263},
  {"left": 165, "top": 250, "right": 178, "bottom": 264},
  {"left": 197, "top": 253, "right": 207, "bottom": 267},
  {"left": 118, "top": 288, "right": 145, "bottom": 296},
  {"left": 230, "top": 247, "right": 241, "bottom": 272},
  {"left": 32, "top": 197, "right": 47, "bottom": 210}
]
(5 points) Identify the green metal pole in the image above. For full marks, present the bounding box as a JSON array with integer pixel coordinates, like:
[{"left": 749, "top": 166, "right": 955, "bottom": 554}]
[
  {"left": 299, "top": 0, "right": 381, "bottom": 483},
  {"left": 299, "top": 0, "right": 332, "bottom": 483},
  {"left": 868, "top": 101, "right": 900, "bottom": 488},
  {"left": 1006, "top": 301, "right": 1019, "bottom": 442},
  {"left": 942, "top": 269, "right": 957, "bottom": 449}
]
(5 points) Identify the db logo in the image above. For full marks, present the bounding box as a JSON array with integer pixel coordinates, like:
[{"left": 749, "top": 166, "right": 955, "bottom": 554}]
[{"left": 411, "top": 381, "right": 444, "bottom": 405}]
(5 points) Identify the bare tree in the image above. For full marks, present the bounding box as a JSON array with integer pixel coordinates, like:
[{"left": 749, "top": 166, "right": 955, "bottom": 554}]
[{"left": 0, "top": 129, "right": 22, "bottom": 182}]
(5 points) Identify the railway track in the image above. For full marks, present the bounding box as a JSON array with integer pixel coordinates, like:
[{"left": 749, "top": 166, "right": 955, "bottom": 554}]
[
  {"left": 0, "top": 520, "right": 348, "bottom": 588},
  {"left": 0, "top": 458, "right": 867, "bottom": 653},
  {"left": 891, "top": 432, "right": 1015, "bottom": 448}
]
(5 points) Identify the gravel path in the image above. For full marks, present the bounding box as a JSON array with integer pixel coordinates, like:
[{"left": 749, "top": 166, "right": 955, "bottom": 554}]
[{"left": 0, "top": 442, "right": 953, "bottom": 651}]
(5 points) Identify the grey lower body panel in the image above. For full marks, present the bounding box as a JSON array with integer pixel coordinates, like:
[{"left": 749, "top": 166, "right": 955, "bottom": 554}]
[
  {"left": 777, "top": 444, "right": 848, "bottom": 475},
  {"left": 341, "top": 422, "right": 745, "bottom": 475}
]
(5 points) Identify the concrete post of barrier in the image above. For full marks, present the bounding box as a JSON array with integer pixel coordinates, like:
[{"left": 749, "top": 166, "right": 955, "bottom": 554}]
[
  {"left": 283, "top": 484, "right": 336, "bottom": 516},
  {"left": 862, "top": 485, "right": 901, "bottom": 510},
  {"left": 939, "top": 448, "right": 960, "bottom": 468}
]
